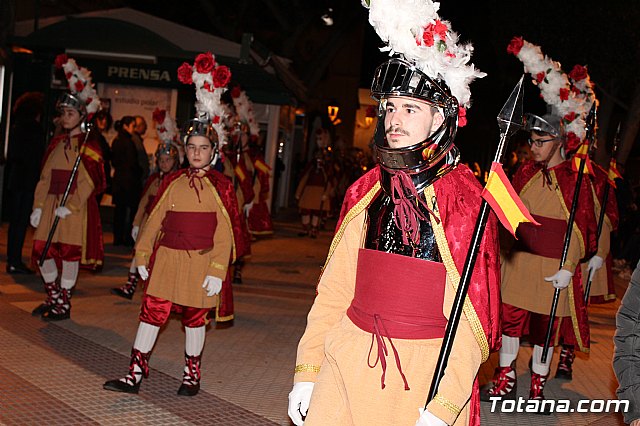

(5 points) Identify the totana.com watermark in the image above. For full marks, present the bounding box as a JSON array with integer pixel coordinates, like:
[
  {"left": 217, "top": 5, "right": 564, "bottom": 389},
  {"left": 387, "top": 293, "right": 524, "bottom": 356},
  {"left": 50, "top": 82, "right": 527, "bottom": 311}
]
[{"left": 489, "top": 397, "right": 629, "bottom": 414}]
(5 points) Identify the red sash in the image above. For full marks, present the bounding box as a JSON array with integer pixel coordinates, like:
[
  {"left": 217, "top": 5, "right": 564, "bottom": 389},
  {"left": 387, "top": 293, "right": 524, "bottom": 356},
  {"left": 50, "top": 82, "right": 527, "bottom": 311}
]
[
  {"left": 346, "top": 248, "right": 447, "bottom": 391},
  {"left": 158, "top": 211, "right": 217, "bottom": 251},
  {"left": 48, "top": 169, "right": 77, "bottom": 195},
  {"left": 514, "top": 214, "right": 565, "bottom": 259}
]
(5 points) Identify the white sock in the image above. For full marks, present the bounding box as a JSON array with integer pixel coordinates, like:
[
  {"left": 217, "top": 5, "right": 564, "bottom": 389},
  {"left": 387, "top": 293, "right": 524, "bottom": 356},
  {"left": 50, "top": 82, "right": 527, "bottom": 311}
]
[
  {"left": 499, "top": 335, "right": 519, "bottom": 367},
  {"left": 301, "top": 215, "right": 310, "bottom": 226},
  {"left": 185, "top": 326, "right": 205, "bottom": 356},
  {"left": 311, "top": 216, "right": 319, "bottom": 227},
  {"left": 532, "top": 345, "right": 554, "bottom": 376},
  {"left": 39, "top": 259, "right": 58, "bottom": 283},
  {"left": 133, "top": 322, "right": 160, "bottom": 353},
  {"left": 129, "top": 260, "right": 137, "bottom": 274},
  {"left": 60, "top": 261, "right": 79, "bottom": 289}
]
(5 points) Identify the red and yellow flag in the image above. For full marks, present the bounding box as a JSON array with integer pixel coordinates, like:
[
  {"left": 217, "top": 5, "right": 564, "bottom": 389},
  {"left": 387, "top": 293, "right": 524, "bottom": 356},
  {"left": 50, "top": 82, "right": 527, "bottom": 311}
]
[
  {"left": 481, "top": 162, "right": 540, "bottom": 237},
  {"left": 571, "top": 141, "right": 594, "bottom": 175},
  {"left": 234, "top": 164, "right": 246, "bottom": 182},
  {"left": 254, "top": 159, "right": 271, "bottom": 175},
  {"left": 607, "top": 158, "right": 622, "bottom": 188}
]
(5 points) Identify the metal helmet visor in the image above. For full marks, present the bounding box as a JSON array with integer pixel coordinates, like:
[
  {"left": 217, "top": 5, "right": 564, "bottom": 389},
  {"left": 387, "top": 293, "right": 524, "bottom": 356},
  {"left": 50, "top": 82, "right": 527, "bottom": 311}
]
[{"left": 524, "top": 113, "right": 560, "bottom": 137}]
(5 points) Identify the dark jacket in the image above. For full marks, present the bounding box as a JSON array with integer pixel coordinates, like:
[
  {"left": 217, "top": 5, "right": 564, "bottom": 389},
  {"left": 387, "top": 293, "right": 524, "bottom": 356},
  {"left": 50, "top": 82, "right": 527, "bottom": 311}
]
[
  {"left": 7, "top": 119, "right": 45, "bottom": 192},
  {"left": 614, "top": 259, "right": 640, "bottom": 424},
  {"left": 111, "top": 130, "right": 142, "bottom": 204}
]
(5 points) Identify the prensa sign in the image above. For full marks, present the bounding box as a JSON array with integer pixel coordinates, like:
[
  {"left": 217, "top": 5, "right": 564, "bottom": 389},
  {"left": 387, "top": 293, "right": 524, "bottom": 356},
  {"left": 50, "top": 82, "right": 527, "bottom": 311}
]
[{"left": 107, "top": 66, "right": 171, "bottom": 82}]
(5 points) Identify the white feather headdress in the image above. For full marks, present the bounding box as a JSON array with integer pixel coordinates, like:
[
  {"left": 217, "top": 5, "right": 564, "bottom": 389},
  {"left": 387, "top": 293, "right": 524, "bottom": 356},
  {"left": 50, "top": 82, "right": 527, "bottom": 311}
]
[
  {"left": 230, "top": 86, "right": 260, "bottom": 136},
  {"left": 177, "top": 52, "right": 232, "bottom": 146},
  {"left": 55, "top": 54, "right": 101, "bottom": 116},
  {"left": 364, "top": 0, "right": 485, "bottom": 110},
  {"left": 508, "top": 37, "right": 597, "bottom": 149}
]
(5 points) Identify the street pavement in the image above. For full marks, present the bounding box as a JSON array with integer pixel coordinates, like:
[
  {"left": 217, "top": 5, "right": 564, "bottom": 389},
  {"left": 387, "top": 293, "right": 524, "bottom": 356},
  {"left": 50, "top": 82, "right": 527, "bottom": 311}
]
[{"left": 0, "top": 211, "right": 629, "bottom": 425}]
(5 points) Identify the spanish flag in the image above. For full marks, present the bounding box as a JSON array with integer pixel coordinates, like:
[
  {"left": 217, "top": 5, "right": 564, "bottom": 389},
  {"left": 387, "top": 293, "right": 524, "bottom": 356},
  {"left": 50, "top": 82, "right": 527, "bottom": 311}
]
[
  {"left": 481, "top": 162, "right": 540, "bottom": 237},
  {"left": 572, "top": 141, "right": 594, "bottom": 175},
  {"left": 607, "top": 158, "right": 622, "bottom": 188}
]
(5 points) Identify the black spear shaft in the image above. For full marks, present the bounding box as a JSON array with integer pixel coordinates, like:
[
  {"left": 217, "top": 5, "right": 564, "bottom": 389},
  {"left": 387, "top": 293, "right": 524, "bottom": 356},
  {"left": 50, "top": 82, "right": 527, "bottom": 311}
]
[
  {"left": 541, "top": 102, "right": 596, "bottom": 363},
  {"left": 38, "top": 127, "right": 92, "bottom": 267},
  {"left": 583, "top": 125, "right": 620, "bottom": 303},
  {"left": 426, "top": 76, "right": 524, "bottom": 405}
]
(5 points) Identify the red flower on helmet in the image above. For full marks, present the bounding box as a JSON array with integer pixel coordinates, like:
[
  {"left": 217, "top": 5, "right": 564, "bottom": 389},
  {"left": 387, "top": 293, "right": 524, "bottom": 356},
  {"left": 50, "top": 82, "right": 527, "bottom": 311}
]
[
  {"left": 55, "top": 54, "right": 69, "bottom": 69},
  {"left": 571, "top": 86, "right": 581, "bottom": 96},
  {"left": 213, "top": 65, "right": 232, "bottom": 88},
  {"left": 458, "top": 106, "right": 467, "bottom": 127},
  {"left": 74, "top": 80, "right": 85, "bottom": 92},
  {"left": 559, "top": 88, "right": 569, "bottom": 101},
  {"left": 194, "top": 52, "right": 216, "bottom": 74},
  {"left": 564, "top": 111, "right": 577, "bottom": 123},
  {"left": 177, "top": 62, "right": 193, "bottom": 85},
  {"left": 152, "top": 108, "right": 166, "bottom": 124},
  {"left": 422, "top": 30, "right": 435, "bottom": 47},
  {"left": 231, "top": 86, "right": 242, "bottom": 98},
  {"left": 433, "top": 20, "right": 448, "bottom": 39},
  {"left": 507, "top": 36, "right": 524, "bottom": 56},
  {"left": 535, "top": 72, "right": 546, "bottom": 83},
  {"left": 213, "top": 115, "right": 221, "bottom": 124},
  {"left": 565, "top": 131, "right": 581, "bottom": 151},
  {"left": 568, "top": 64, "right": 588, "bottom": 81}
]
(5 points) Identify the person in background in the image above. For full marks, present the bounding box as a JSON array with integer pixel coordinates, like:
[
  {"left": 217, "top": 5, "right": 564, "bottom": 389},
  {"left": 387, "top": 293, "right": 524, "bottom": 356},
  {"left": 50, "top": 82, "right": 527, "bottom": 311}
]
[
  {"left": 6, "top": 92, "right": 45, "bottom": 274},
  {"left": 133, "top": 115, "right": 150, "bottom": 184},
  {"left": 111, "top": 116, "right": 141, "bottom": 246},
  {"left": 92, "top": 109, "right": 113, "bottom": 202}
]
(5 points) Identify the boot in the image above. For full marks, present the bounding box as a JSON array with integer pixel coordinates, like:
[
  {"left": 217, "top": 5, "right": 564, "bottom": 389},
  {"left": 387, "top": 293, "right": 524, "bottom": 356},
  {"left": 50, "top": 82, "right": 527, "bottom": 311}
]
[
  {"left": 32, "top": 280, "right": 60, "bottom": 316},
  {"left": 103, "top": 348, "right": 150, "bottom": 394},
  {"left": 555, "top": 345, "right": 575, "bottom": 380},
  {"left": 177, "top": 353, "right": 201, "bottom": 396},
  {"left": 298, "top": 224, "right": 309, "bottom": 237},
  {"left": 232, "top": 259, "right": 244, "bottom": 284},
  {"left": 111, "top": 273, "right": 138, "bottom": 300},
  {"left": 309, "top": 227, "right": 319, "bottom": 239},
  {"left": 41, "top": 288, "right": 71, "bottom": 321},
  {"left": 529, "top": 373, "right": 552, "bottom": 415},
  {"left": 480, "top": 363, "right": 517, "bottom": 401}
]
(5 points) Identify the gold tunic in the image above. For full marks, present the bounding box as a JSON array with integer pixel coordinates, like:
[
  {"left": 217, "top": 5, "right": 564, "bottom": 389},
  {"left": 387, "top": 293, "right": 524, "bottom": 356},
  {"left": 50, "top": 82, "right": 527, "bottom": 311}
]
[
  {"left": 134, "top": 174, "right": 233, "bottom": 308},
  {"left": 33, "top": 134, "right": 94, "bottom": 247},
  {"left": 501, "top": 170, "right": 583, "bottom": 316},
  {"left": 295, "top": 207, "right": 481, "bottom": 426}
]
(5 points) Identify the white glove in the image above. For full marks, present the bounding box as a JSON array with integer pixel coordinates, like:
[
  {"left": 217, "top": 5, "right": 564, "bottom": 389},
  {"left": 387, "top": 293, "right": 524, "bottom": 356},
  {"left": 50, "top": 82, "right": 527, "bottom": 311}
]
[
  {"left": 544, "top": 269, "right": 573, "bottom": 289},
  {"left": 416, "top": 408, "right": 447, "bottom": 426},
  {"left": 588, "top": 255, "right": 604, "bottom": 275},
  {"left": 202, "top": 276, "right": 223, "bottom": 296},
  {"left": 54, "top": 206, "right": 72, "bottom": 219},
  {"left": 30, "top": 208, "right": 42, "bottom": 228},
  {"left": 131, "top": 226, "right": 140, "bottom": 242},
  {"left": 243, "top": 202, "right": 254, "bottom": 215},
  {"left": 288, "top": 382, "right": 315, "bottom": 426},
  {"left": 137, "top": 265, "right": 149, "bottom": 281}
]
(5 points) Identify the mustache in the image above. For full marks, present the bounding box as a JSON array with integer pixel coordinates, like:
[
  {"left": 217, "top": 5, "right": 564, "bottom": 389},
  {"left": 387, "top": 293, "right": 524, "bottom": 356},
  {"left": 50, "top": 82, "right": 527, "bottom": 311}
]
[{"left": 386, "top": 127, "right": 409, "bottom": 136}]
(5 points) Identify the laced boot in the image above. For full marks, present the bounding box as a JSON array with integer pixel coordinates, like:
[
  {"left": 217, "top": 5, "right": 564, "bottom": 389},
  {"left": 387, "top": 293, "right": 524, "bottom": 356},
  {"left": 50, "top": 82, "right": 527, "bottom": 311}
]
[
  {"left": 555, "top": 345, "right": 575, "bottom": 380},
  {"left": 480, "top": 363, "right": 517, "bottom": 401},
  {"left": 32, "top": 280, "right": 60, "bottom": 316},
  {"left": 233, "top": 260, "right": 244, "bottom": 284},
  {"left": 177, "top": 353, "right": 202, "bottom": 396},
  {"left": 529, "top": 372, "right": 552, "bottom": 415},
  {"left": 111, "top": 273, "right": 139, "bottom": 299},
  {"left": 42, "top": 288, "right": 71, "bottom": 321},
  {"left": 103, "top": 349, "right": 150, "bottom": 394}
]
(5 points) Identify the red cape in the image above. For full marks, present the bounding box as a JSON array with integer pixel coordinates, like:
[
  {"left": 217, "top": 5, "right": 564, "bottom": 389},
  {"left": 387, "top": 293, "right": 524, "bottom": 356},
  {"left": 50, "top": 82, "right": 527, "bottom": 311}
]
[
  {"left": 40, "top": 131, "right": 106, "bottom": 270},
  {"left": 336, "top": 164, "right": 501, "bottom": 426},
  {"left": 512, "top": 160, "right": 596, "bottom": 351}
]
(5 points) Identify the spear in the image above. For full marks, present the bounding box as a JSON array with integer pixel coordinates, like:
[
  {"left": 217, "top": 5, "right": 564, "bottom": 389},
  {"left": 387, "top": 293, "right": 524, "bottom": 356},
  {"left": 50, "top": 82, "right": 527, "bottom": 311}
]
[
  {"left": 584, "top": 123, "right": 620, "bottom": 303},
  {"left": 38, "top": 125, "right": 93, "bottom": 266},
  {"left": 426, "top": 76, "right": 524, "bottom": 404},
  {"left": 541, "top": 102, "right": 597, "bottom": 363}
]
